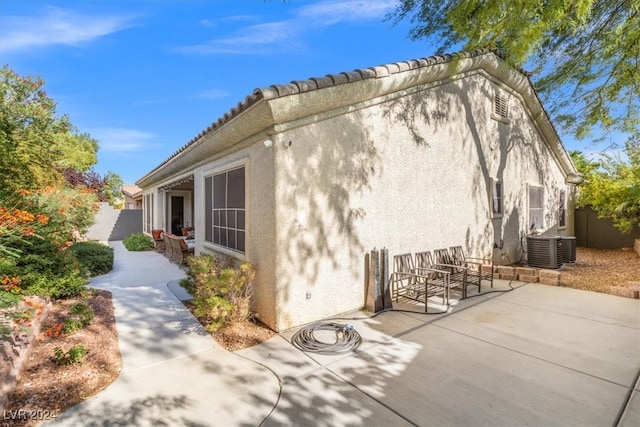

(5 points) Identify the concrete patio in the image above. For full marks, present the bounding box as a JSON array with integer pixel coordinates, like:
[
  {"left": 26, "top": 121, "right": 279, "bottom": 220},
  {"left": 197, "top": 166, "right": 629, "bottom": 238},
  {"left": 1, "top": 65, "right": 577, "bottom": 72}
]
[
  {"left": 241, "top": 281, "right": 640, "bottom": 426},
  {"left": 50, "top": 243, "right": 639, "bottom": 426}
]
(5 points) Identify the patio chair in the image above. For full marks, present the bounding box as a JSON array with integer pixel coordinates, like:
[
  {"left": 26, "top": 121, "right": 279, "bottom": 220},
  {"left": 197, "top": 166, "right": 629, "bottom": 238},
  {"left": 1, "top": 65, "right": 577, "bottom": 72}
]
[
  {"left": 433, "top": 248, "right": 472, "bottom": 299},
  {"left": 414, "top": 251, "right": 457, "bottom": 305},
  {"left": 449, "top": 246, "right": 494, "bottom": 290},
  {"left": 167, "top": 234, "right": 194, "bottom": 265},
  {"left": 151, "top": 229, "right": 165, "bottom": 252},
  {"left": 391, "top": 253, "right": 449, "bottom": 312},
  {"left": 163, "top": 233, "right": 174, "bottom": 261}
]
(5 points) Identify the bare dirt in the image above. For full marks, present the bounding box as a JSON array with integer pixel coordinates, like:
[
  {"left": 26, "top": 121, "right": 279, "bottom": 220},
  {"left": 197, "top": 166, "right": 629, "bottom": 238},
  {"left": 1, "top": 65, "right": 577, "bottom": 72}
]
[
  {"left": 5, "top": 246, "right": 636, "bottom": 425},
  {"left": 212, "top": 318, "right": 276, "bottom": 352}
]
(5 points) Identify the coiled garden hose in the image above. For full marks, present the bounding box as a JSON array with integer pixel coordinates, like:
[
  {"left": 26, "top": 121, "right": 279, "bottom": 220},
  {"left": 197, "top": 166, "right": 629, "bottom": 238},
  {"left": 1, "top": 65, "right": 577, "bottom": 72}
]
[{"left": 291, "top": 321, "right": 362, "bottom": 354}]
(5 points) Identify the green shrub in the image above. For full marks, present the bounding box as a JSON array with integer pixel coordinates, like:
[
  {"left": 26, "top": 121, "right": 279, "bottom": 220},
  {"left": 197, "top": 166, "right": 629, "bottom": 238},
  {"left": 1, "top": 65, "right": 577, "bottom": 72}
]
[
  {"left": 63, "top": 318, "right": 84, "bottom": 334},
  {"left": 123, "top": 233, "right": 154, "bottom": 251},
  {"left": 178, "top": 277, "right": 195, "bottom": 296},
  {"left": 26, "top": 274, "right": 86, "bottom": 299},
  {"left": 11, "top": 237, "right": 87, "bottom": 298},
  {"left": 63, "top": 301, "right": 94, "bottom": 333},
  {"left": 68, "top": 241, "right": 114, "bottom": 276},
  {"left": 186, "top": 255, "right": 255, "bottom": 332},
  {"left": 54, "top": 344, "right": 88, "bottom": 365}
]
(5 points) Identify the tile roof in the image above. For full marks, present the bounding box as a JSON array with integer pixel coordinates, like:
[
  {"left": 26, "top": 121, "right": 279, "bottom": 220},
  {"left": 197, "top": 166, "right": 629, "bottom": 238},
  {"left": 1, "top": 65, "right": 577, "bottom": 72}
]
[
  {"left": 143, "top": 49, "right": 508, "bottom": 180},
  {"left": 121, "top": 184, "right": 142, "bottom": 197}
]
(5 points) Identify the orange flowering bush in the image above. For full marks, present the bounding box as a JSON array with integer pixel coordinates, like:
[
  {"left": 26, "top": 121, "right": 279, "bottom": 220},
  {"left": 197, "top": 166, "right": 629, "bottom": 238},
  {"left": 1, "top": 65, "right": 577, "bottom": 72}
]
[
  {"left": 1, "top": 276, "right": 21, "bottom": 293},
  {"left": 18, "top": 186, "right": 98, "bottom": 247},
  {"left": 1, "top": 186, "right": 97, "bottom": 298},
  {"left": 1, "top": 67, "right": 106, "bottom": 302},
  {"left": 0, "top": 206, "right": 40, "bottom": 258},
  {"left": 45, "top": 322, "right": 64, "bottom": 338}
]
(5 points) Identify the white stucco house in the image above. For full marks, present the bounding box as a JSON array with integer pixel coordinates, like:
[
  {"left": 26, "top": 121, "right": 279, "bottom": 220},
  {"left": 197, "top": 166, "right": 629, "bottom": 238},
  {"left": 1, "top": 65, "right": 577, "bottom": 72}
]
[{"left": 137, "top": 50, "right": 582, "bottom": 331}]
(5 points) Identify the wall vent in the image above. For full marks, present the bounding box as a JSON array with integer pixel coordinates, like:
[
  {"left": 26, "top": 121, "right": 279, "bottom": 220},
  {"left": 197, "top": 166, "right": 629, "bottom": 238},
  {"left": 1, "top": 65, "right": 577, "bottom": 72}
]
[
  {"left": 527, "top": 236, "right": 562, "bottom": 269},
  {"left": 491, "top": 91, "right": 510, "bottom": 124},
  {"left": 494, "top": 92, "right": 508, "bottom": 118}
]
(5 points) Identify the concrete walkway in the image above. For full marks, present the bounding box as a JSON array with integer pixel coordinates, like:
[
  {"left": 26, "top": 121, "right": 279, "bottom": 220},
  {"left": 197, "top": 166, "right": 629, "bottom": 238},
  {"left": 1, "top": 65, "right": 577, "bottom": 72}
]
[
  {"left": 50, "top": 242, "right": 639, "bottom": 426},
  {"left": 49, "top": 242, "right": 279, "bottom": 426}
]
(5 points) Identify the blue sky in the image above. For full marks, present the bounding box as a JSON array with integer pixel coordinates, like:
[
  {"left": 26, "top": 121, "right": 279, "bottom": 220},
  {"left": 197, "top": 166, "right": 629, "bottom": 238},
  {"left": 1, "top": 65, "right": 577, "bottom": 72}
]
[{"left": 0, "top": 0, "right": 607, "bottom": 184}]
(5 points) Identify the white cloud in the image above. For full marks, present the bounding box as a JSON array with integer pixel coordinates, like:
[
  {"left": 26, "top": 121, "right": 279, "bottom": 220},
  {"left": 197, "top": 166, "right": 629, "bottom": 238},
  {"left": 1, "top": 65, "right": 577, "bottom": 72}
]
[
  {"left": 176, "top": 0, "right": 395, "bottom": 55},
  {"left": 0, "top": 6, "right": 137, "bottom": 53},
  {"left": 297, "top": 0, "right": 396, "bottom": 24},
  {"left": 178, "top": 20, "right": 299, "bottom": 55},
  {"left": 200, "top": 14, "right": 260, "bottom": 27},
  {"left": 93, "top": 128, "right": 154, "bottom": 153}
]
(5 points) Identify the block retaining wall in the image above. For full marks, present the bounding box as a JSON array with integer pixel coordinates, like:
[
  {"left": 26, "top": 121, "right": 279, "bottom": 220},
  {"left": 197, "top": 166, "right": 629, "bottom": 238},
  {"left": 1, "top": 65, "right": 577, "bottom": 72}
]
[
  {"left": 490, "top": 265, "right": 562, "bottom": 286},
  {"left": 486, "top": 266, "right": 640, "bottom": 299}
]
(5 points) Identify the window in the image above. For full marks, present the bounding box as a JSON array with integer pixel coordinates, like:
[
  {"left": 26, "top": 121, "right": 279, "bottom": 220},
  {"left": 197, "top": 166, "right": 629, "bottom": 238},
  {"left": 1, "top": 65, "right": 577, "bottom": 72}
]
[
  {"left": 143, "top": 193, "right": 154, "bottom": 234},
  {"left": 558, "top": 189, "right": 567, "bottom": 229},
  {"left": 204, "top": 167, "right": 245, "bottom": 253},
  {"left": 528, "top": 186, "right": 544, "bottom": 231},
  {"left": 491, "top": 179, "right": 503, "bottom": 218},
  {"left": 492, "top": 91, "right": 510, "bottom": 124}
]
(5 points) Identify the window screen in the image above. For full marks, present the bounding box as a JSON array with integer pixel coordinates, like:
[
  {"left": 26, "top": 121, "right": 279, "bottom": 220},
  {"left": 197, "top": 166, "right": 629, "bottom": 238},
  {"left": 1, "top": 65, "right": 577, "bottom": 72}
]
[{"left": 204, "top": 167, "right": 245, "bottom": 253}]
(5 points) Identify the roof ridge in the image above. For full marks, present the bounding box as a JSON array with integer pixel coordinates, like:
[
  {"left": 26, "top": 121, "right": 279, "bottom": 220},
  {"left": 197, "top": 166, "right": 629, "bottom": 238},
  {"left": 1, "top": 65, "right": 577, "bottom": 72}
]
[
  {"left": 139, "top": 49, "right": 501, "bottom": 183},
  {"left": 256, "top": 48, "right": 495, "bottom": 100}
]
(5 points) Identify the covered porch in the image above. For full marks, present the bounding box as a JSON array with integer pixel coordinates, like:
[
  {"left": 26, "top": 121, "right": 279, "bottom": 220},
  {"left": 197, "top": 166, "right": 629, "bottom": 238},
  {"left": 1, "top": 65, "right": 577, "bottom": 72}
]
[{"left": 143, "top": 174, "right": 194, "bottom": 238}]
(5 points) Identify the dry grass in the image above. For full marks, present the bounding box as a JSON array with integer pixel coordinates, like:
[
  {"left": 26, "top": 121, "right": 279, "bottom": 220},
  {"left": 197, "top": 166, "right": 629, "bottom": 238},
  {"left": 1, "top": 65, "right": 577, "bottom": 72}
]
[{"left": 561, "top": 247, "right": 640, "bottom": 294}]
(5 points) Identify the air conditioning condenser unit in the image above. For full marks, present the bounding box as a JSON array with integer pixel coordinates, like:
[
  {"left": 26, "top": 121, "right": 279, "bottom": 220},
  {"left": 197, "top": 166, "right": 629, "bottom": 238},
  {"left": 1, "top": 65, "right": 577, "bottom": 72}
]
[
  {"left": 527, "top": 236, "right": 562, "bottom": 269},
  {"left": 560, "top": 237, "right": 577, "bottom": 264}
]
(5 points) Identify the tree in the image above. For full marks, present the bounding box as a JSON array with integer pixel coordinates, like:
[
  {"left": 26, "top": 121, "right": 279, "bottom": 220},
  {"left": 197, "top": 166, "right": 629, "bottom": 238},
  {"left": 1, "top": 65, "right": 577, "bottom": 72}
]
[
  {"left": 103, "top": 171, "right": 124, "bottom": 208},
  {"left": 55, "top": 131, "right": 99, "bottom": 172},
  {"left": 571, "top": 137, "right": 640, "bottom": 233},
  {"left": 390, "top": 0, "right": 639, "bottom": 142},
  {"left": 1, "top": 66, "right": 103, "bottom": 198},
  {"left": 0, "top": 66, "right": 71, "bottom": 196},
  {"left": 63, "top": 168, "right": 124, "bottom": 207}
]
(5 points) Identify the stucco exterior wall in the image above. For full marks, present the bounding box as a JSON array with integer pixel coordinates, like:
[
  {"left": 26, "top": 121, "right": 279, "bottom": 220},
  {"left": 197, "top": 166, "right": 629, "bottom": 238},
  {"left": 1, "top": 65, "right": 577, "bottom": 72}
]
[
  {"left": 192, "top": 140, "right": 279, "bottom": 329},
  {"left": 136, "top": 52, "right": 580, "bottom": 332},
  {"left": 269, "top": 71, "right": 573, "bottom": 330}
]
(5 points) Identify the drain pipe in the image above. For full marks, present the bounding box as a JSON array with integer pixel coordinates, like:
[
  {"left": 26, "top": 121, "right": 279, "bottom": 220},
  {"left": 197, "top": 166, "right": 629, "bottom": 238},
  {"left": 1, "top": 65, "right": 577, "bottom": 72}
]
[{"left": 365, "top": 247, "right": 392, "bottom": 313}]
